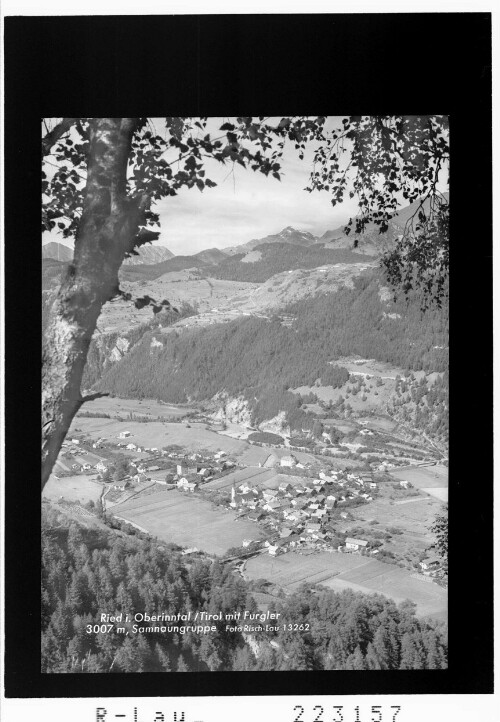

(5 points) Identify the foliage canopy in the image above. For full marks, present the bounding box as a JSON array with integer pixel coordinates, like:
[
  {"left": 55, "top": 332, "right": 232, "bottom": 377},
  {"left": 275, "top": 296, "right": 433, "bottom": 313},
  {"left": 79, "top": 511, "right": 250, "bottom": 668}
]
[{"left": 42, "top": 116, "right": 449, "bottom": 298}]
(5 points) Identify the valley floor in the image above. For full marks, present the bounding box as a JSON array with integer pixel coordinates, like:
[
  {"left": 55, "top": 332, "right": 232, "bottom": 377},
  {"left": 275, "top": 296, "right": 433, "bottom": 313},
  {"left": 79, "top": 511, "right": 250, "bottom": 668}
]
[{"left": 48, "top": 395, "right": 448, "bottom": 623}]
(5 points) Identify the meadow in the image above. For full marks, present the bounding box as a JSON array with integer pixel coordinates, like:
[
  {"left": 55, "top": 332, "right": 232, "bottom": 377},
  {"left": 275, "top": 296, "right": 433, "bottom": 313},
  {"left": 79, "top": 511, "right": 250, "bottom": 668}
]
[
  {"left": 112, "top": 490, "right": 265, "bottom": 555},
  {"left": 245, "top": 550, "right": 447, "bottom": 619}
]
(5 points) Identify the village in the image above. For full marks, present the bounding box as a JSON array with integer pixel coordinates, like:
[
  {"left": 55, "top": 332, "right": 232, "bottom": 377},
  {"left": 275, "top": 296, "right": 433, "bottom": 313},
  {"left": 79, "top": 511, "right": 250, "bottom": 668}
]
[{"left": 50, "top": 421, "right": 446, "bottom": 582}]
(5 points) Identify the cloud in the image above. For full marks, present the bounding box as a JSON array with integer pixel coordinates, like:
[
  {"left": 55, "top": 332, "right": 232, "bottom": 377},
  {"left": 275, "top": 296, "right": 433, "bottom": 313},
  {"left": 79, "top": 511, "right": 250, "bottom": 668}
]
[
  {"left": 154, "top": 140, "right": 358, "bottom": 254},
  {"left": 44, "top": 117, "right": 448, "bottom": 256}
]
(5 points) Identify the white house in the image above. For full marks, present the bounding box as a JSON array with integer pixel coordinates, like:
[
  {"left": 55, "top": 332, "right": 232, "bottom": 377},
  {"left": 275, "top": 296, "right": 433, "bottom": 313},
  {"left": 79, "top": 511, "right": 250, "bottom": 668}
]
[
  {"left": 118, "top": 431, "right": 131, "bottom": 439},
  {"left": 126, "top": 443, "right": 137, "bottom": 451},
  {"left": 306, "top": 522, "right": 321, "bottom": 534},
  {"left": 113, "top": 481, "right": 129, "bottom": 491},
  {"left": 280, "top": 454, "right": 297, "bottom": 468},
  {"left": 177, "top": 478, "right": 197, "bottom": 492}
]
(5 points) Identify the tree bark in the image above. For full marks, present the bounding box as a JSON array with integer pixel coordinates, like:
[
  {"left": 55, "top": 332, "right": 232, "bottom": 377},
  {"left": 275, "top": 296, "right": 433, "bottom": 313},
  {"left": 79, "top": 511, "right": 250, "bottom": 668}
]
[{"left": 42, "top": 118, "right": 144, "bottom": 489}]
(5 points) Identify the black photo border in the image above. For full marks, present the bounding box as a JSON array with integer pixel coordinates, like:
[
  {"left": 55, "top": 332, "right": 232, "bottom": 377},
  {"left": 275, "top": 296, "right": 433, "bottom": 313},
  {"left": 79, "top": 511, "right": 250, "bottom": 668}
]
[{"left": 3, "top": 12, "right": 493, "bottom": 698}]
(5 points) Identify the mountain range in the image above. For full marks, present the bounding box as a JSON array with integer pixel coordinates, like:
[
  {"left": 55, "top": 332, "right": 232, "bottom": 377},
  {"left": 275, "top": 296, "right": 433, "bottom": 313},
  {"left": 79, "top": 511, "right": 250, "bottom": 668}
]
[
  {"left": 42, "top": 196, "right": 448, "bottom": 294},
  {"left": 223, "top": 226, "right": 318, "bottom": 255},
  {"left": 42, "top": 242, "right": 176, "bottom": 266}
]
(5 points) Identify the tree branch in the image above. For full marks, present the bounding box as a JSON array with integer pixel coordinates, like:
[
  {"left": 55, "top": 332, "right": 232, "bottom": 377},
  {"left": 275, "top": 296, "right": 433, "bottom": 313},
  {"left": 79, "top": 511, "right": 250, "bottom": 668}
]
[
  {"left": 42, "top": 118, "right": 79, "bottom": 156},
  {"left": 79, "top": 392, "right": 110, "bottom": 405}
]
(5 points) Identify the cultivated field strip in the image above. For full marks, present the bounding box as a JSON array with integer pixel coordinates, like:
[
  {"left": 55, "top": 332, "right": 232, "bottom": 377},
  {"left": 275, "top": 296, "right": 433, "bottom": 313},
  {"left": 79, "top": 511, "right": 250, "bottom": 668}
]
[
  {"left": 389, "top": 465, "right": 448, "bottom": 489},
  {"left": 245, "top": 551, "right": 447, "bottom": 619},
  {"left": 204, "top": 466, "right": 276, "bottom": 490},
  {"left": 112, "top": 490, "right": 264, "bottom": 555},
  {"left": 113, "top": 490, "right": 189, "bottom": 513}
]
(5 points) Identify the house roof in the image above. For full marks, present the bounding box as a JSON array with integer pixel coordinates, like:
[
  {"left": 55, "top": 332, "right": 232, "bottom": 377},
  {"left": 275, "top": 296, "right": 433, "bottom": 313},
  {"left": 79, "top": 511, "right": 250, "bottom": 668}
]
[
  {"left": 266, "top": 500, "right": 282, "bottom": 510},
  {"left": 263, "top": 453, "right": 280, "bottom": 467},
  {"left": 346, "top": 537, "right": 368, "bottom": 546}
]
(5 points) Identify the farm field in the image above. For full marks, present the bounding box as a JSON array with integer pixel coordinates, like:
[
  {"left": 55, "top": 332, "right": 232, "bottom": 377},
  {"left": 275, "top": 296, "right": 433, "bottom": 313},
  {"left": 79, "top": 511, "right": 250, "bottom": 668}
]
[
  {"left": 422, "top": 487, "right": 447, "bottom": 502},
  {"left": 43, "top": 474, "right": 103, "bottom": 504},
  {"left": 389, "top": 465, "right": 448, "bottom": 488},
  {"left": 335, "top": 357, "right": 425, "bottom": 380},
  {"left": 112, "top": 490, "right": 265, "bottom": 555},
  {"left": 355, "top": 415, "right": 398, "bottom": 432},
  {"left": 204, "top": 467, "right": 313, "bottom": 492},
  {"left": 389, "top": 465, "right": 448, "bottom": 502},
  {"left": 75, "top": 396, "right": 190, "bottom": 420},
  {"left": 236, "top": 445, "right": 319, "bottom": 467},
  {"left": 95, "top": 273, "right": 260, "bottom": 334},
  {"left": 69, "top": 417, "right": 248, "bottom": 455},
  {"left": 348, "top": 496, "right": 440, "bottom": 544},
  {"left": 244, "top": 551, "right": 447, "bottom": 620},
  {"left": 204, "top": 467, "right": 277, "bottom": 491},
  {"left": 137, "top": 272, "right": 259, "bottom": 314},
  {"left": 292, "top": 378, "right": 397, "bottom": 413}
]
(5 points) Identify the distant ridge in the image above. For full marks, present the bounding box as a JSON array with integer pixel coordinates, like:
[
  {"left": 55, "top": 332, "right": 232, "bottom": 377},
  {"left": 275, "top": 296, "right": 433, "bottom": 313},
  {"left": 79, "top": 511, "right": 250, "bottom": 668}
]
[
  {"left": 42, "top": 242, "right": 73, "bottom": 263},
  {"left": 320, "top": 193, "right": 450, "bottom": 253},
  {"left": 192, "top": 247, "right": 228, "bottom": 265},
  {"left": 224, "top": 226, "right": 318, "bottom": 255}
]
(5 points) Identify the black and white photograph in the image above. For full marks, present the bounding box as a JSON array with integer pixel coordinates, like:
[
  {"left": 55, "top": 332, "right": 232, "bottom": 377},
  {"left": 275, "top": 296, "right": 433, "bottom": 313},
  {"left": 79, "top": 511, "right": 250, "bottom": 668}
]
[
  {"left": 40, "top": 115, "right": 450, "bottom": 673},
  {"left": 2, "top": 9, "right": 494, "bottom": 718}
]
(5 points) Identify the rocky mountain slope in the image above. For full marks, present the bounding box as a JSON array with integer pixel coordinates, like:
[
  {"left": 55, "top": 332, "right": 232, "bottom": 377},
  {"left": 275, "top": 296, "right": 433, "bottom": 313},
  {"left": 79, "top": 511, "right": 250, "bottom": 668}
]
[{"left": 122, "top": 245, "right": 174, "bottom": 265}]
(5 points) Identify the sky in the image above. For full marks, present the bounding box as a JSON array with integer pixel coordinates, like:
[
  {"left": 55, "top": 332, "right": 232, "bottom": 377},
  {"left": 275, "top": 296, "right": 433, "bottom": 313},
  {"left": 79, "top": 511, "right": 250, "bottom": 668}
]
[
  {"left": 42, "top": 117, "right": 449, "bottom": 257},
  {"left": 148, "top": 118, "right": 358, "bottom": 255},
  {"left": 42, "top": 117, "right": 359, "bottom": 256}
]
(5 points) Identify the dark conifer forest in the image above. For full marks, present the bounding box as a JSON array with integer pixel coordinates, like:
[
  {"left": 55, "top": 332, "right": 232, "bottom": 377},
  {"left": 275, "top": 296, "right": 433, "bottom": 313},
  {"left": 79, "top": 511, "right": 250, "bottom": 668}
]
[
  {"left": 41, "top": 508, "right": 448, "bottom": 672},
  {"left": 92, "top": 273, "right": 448, "bottom": 436}
]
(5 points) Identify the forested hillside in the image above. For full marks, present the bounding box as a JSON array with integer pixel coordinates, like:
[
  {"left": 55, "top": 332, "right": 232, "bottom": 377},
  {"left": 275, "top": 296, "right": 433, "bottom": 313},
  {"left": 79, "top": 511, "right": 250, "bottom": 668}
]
[
  {"left": 95, "top": 273, "right": 448, "bottom": 433},
  {"left": 41, "top": 508, "right": 448, "bottom": 672},
  {"left": 204, "top": 243, "right": 371, "bottom": 283},
  {"left": 81, "top": 304, "right": 196, "bottom": 389}
]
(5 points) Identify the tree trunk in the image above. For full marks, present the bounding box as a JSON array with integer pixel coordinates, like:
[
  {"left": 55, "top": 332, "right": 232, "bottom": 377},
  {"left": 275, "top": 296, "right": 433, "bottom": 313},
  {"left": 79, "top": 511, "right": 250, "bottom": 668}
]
[{"left": 42, "top": 118, "right": 144, "bottom": 489}]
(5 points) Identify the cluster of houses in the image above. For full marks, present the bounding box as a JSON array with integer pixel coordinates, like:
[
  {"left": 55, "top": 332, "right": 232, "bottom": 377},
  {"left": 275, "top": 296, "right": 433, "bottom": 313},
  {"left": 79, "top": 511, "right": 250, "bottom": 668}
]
[
  {"left": 105, "top": 446, "right": 236, "bottom": 492},
  {"left": 173, "top": 455, "right": 232, "bottom": 492},
  {"left": 60, "top": 429, "right": 238, "bottom": 487},
  {"left": 225, "top": 468, "right": 382, "bottom": 556}
]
